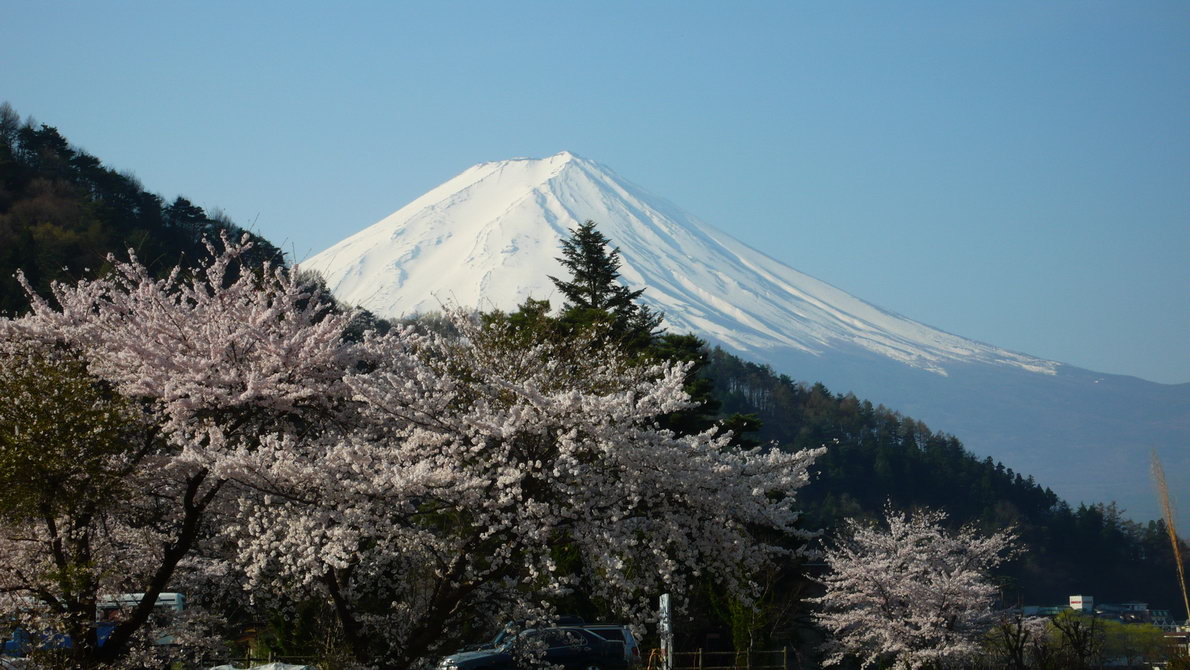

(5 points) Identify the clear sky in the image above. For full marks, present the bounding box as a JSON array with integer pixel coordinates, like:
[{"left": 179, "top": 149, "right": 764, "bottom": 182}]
[{"left": 3, "top": 2, "right": 1187, "bottom": 384}]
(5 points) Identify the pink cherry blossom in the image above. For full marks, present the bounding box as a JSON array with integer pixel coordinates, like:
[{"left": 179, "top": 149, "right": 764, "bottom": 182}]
[{"left": 814, "top": 506, "right": 1016, "bottom": 670}]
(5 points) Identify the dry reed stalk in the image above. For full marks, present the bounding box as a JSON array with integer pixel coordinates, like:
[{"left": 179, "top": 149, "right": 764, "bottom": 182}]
[{"left": 1153, "top": 450, "right": 1190, "bottom": 623}]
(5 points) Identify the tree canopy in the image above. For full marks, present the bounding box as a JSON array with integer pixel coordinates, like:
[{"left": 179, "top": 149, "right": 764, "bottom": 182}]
[
  {"left": 0, "top": 235, "right": 823, "bottom": 668},
  {"left": 0, "top": 101, "right": 283, "bottom": 318},
  {"left": 2, "top": 107, "right": 1187, "bottom": 666},
  {"left": 549, "top": 220, "right": 661, "bottom": 348},
  {"left": 814, "top": 507, "right": 1016, "bottom": 669}
]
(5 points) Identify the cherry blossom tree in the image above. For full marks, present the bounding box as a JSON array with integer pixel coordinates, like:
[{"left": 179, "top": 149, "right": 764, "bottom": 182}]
[
  {"left": 0, "top": 342, "right": 170, "bottom": 668},
  {"left": 813, "top": 506, "right": 1016, "bottom": 670},
  {"left": 0, "top": 235, "right": 354, "bottom": 666},
  {"left": 1, "top": 235, "right": 825, "bottom": 669},
  {"left": 221, "top": 313, "right": 825, "bottom": 669}
]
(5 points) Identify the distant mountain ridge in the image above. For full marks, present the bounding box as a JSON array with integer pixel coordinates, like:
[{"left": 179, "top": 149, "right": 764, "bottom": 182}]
[
  {"left": 4, "top": 110, "right": 1181, "bottom": 613},
  {"left": 305, "top": 151, "right": 1189, "bottom": 521}
]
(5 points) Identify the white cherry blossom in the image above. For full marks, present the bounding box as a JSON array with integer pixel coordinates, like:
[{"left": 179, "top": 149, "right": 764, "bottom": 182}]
[{"left": 814, "top": 507, "right": 1016, "bottom": 670}]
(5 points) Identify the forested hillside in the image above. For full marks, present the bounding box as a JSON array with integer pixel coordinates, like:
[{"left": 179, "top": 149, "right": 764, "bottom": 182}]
[
  {"left": 706, "top": 349, "right": 1187, "bottom": 612},
  {"left": 0, "top": 102, "right": 282, "bottom": 316},
  {"left": 1, "top": 103, "right": 1183, "bottom": 623}
]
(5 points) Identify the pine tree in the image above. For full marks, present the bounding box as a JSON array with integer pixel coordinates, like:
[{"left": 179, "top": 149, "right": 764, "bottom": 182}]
[
  {"left": 541, "top": 221, "right": 758, "bottom": 443},
  {"left": 549, "top": 220, "right": 661, "bottom": 346}
]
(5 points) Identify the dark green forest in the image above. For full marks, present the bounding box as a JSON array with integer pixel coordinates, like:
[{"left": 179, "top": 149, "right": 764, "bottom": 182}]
[
  {"left": 704, "top": 350, "right": 1187, "bottom": 614},
  {"left": 0, "top": 102, "right": 282, "bottom": 317},
  {"left": 0, "top": 102, "right": 1184, "bottom": 633}
]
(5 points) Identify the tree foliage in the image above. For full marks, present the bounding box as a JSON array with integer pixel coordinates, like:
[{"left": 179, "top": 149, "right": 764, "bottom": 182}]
[
  {"left": 525, "top": 222, "right": 754, "bottom": 446},
  {"left": 548, "top": 220, "right": 661, "bottom": 349},
  {"left": 0, "top": 234, "right": 823, "bottom": 669},
  {"left": 0, "top": 101, "right": 283, "bottom": 318},
  {"left": 0, "top": 345, "right": 144, "bottom": 520},
  {"left": 704, "top": 348, "right": 1190, "bottom": 614},
  {"left": 223, "top": 311, "right": 823, "bottom": 668},
  {"left": 0, "top": 235, "right": 348, "bottom": 667},
  {"left": 0, "top": 344, "right": 170, "bottom": 667},
  {"left": 814, "top": 506, "right": 1016, "bottom": 669}
]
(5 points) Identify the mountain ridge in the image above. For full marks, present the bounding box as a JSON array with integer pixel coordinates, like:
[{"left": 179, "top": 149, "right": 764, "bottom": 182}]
[
  {"left": 305, "top": 151, "right": 1058, "bottom": 376},
  {"left": 3, "top": 108, "right": 1183, "bottom": 617},
  {"left": 304, "top": 151, "right": 1188, "bottom": 520}
]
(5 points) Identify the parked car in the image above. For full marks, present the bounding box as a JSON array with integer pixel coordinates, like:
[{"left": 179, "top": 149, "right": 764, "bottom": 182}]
[
  {"left": 581, "top": 625, "right": 640, "bottom": 668},
  {"left": 438, "top": 627, "right": 627, "bottom": 670},
  {"left": 457, "top": 617, "right": 587, "bottom": 652}
]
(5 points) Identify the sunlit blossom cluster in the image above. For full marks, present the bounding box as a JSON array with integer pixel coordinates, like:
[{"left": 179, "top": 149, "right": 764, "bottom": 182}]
[
  {"left": 813, "top": 507, "right": 1016, "bottom": 670},
  {"left": 0, "top": 237, "right": 823, "bottom": 668},
  {"left": 219, "top": 312, "right": 825, "bottom": 666}
]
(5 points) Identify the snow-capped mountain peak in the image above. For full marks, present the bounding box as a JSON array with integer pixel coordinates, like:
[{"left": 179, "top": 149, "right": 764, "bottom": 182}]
[
  {"left": 303, "top": 152, "right": 1056, "bottom": 378},
  {"left": 304, "top": 153, "right": 1189, "bottom": 521}
]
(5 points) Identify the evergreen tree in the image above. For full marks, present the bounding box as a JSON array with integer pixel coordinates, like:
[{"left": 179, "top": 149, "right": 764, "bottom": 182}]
[
  {"left": 535, "top": 221, "right": 754, "bottom": 443},
  {"left": 0, "top": 101, "right": 284, "bottom": 317},
  {"left": 549, "top": 220, "right": 661, "bottom": 347}
]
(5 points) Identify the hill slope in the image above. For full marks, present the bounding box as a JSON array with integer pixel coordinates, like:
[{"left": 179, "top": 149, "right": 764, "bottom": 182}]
[
  {"left": 4, "top": 112, "right": 1183, "bottom": 613},
  {"left": 305, "top": 151, "right": 1189, "bottom": 520},
  {"left": 0, "top": 105, "right": 283, "bottom": 315},
  {"left": 305, "top": 152, "right": 1054, "bottom": 376},
  {"left": 704, "top": 348, "right": 1187, "bottom": 612}
]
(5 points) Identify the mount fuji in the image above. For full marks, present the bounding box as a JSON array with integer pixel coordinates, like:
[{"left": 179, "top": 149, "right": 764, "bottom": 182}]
[{"left": 304, "top": 151, "right": 1188, "bottom": 521}]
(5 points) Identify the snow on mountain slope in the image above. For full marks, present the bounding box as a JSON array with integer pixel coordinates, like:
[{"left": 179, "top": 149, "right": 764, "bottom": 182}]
[
  {"left": 304, "top": 151, "right": 1188, "bottom": 521},
  {"left": 304, "top": 151, "right": 1056, "bottom": 378}
]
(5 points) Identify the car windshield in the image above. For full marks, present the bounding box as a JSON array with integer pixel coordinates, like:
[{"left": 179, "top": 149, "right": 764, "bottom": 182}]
[{"left": 504, "top": 629, "right": 589, "bottom": 651}]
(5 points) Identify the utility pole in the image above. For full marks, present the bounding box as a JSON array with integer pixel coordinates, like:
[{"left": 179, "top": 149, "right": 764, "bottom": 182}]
[{"left": 660, "top": 593, "right": 673, "bottom": 670}]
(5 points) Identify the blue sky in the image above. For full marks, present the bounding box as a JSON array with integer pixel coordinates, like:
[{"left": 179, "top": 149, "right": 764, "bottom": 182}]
[{"left": 3, "top": 2, "right": 1187, "bottom": 383}]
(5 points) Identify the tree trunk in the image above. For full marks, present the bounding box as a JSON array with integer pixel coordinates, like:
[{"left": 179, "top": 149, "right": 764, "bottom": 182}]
[{"left": 96, "top": 470, "right": 221, "bottom": 664}]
